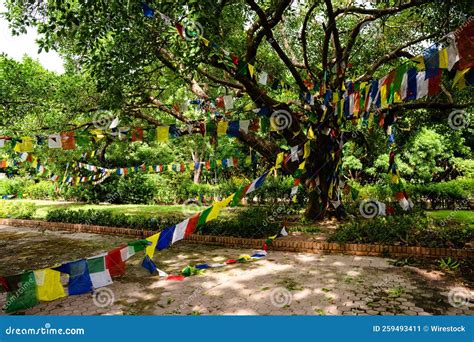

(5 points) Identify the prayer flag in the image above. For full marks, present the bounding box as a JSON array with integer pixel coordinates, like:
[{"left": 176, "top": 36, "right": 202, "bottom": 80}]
[
  {"left": 146, "top": 233, "right": 160, "bottom": 258},
  {"left": 157, "top": 226, "right": 175, "bottom": 251},
  {"left": 48, "top": 134, "right": 62, "bottom": 149},
  {"left": 217, "top": 121, "right": 228, "bottom": 136},
  {"left": 105, "top": 247, "right": 126, "bottom": 277},
  {"left": 55, "top": 260, "right": 93, "bottom": 295},
  {"left": 60, "top": 132, "right": 76, "bottom": 150},
  {"left": 156, "top": 126, "right": 169, "bottom": 142},
  {"left": 172, "top": 219, "right": 189, "bottom": 244},
  {"left": 4, "top": 271, "right": 38, "bottom": 313},
  {"left": 34, "top": 269, "right": 65, "bottom": 302},
  {"left": 87, "top": 255, "right": 113, "bottom": 289}
]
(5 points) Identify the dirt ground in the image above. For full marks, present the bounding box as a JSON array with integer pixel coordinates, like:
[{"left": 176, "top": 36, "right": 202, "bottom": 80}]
[{"left": 0, "top": 225, "right": 472, "bottom": 316}]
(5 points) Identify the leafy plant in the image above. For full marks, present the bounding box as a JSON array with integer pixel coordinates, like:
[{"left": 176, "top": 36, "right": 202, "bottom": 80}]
[{"left": 438, "top": 257, "right": 460, "bottom": 271}]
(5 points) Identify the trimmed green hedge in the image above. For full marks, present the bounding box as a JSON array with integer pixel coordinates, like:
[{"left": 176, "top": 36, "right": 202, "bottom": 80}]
[
  {"left": 329, "top": 210, "right": 473, "bottom": 248},
  {"left": 45, "top": 207, "right": 281, "bottom": 238}
]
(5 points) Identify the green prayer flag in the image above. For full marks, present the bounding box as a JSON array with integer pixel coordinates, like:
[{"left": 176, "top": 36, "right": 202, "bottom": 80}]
[
  {"left": 87, "top": 256, "right": 106, "bottom": 274},
  {"left": 197, "top": 207, "right": 213, "bottom": 227},
  {"left": 4, "top": 271, "right": 38, "bottom": 313},
  {"left": 127, "top": 239, "right": 150, "bottom": 253},
  {"left": 393, "top": 64, "right": 408, "bottom": 91}
]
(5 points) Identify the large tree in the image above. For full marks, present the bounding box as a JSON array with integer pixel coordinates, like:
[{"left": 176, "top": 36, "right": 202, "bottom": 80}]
[{"left": 3, "top": 0, "right": 473, "bottom": 219}]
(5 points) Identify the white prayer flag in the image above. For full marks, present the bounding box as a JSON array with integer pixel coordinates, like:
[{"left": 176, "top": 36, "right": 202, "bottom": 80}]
[
  {"left": 48, "top": 134, "right": 62, "bottom": 149},
  {"left": 258, "top": 72, "right": 268, "bottom": 85}
]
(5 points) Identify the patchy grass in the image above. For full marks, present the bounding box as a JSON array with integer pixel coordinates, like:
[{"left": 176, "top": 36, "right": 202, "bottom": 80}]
[
  {"left": 10, "top": 200, "right": 218, "bottom": 220},
  {"left": 426, "top": 210, "right": 474, "bottom": 226}
]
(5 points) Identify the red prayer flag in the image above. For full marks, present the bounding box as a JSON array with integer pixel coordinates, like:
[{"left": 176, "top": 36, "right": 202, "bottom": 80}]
[
  {"left": 185, "top": 212, "right": 200, "bottom": 237},
  {"left": 428, "top": 70, "right": 442, "bottom": 96},
  {"left": 225, "top": 259, "right": 237, "bottom": 264},
  {"left": 167, "top": 275, "right": 185, "bottom": 281},
  {"left": 456, "top": 19, "right": 474, "bottom": 70},
  {"left": 106, "top": 246, "right": 126, "bottom": 277},
  {"left": 175, "top": 23, "right": 184, "bottom": 38},
  {"left": 132, "top": 127, "right": 143, "bottom": 142},
  {"left": 60, "top": 132, "right": 76, "bottom": 150}
]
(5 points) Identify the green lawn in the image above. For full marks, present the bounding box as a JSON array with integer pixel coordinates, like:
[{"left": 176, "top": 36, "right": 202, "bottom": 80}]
[
  {"left": 426, "top": 210, "right": 474, "bottom": 226},
  {"left": 10, "top": 199, "right": 240, "bottom": 220}
]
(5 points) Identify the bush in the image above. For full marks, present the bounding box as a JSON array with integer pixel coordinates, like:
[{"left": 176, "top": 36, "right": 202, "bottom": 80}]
[
  {"left": 329, "top": 210, "right": 473, "bottom": 248},
  {"left": 23, "top": 181, "right": 57, "bottom": 200},
  {"left": 45, "top": 206, "right": 282, "bottom": 238},
  {"left": 62, "top": 174, "right": 158, "bottom": 204},
  {"left": 0, "top": 201, "right": 36, "bottom": 219},
  {"left": 46, "top": 208, "right": 184, "bottom": 230},
  {"left": 0, "top": 178, "right": 34, "bottom": 198},
  {"left": 197, "top": 207, "right": 283, "bottom": 238}
]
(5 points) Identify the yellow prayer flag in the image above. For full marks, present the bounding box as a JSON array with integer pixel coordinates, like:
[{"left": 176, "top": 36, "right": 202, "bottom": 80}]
[
  {"left": 303, "top": 141, "right": 311, "bottom": 159},
  {"left": 380, "top": 85, "right": 388, "bottom": 108},
  {"left": 90, "top": 129, "right": 106, "bottom": 141},
  {"left": 216, "top": 160, "right": 222, "bottom": 166},
  {"left": 332, "top": 92, "right": 339, "bottom": 103},
  {"left": 275, "top": 152, "right": 284, "bottom": 169},
  {"left": 412, "top": 55, "right": 425, "bottom": 71},
  {"left": 200, "top": 37, "right": 210, "bottom": 46},
  {"left": 453, "top": 68, "right": 470, "bottom": 89},
  {"left": 206, "top": 194, "right": 234, "bottom": 223},
  {"left": 307, "top": 126, "right": 315, "bottom": 140},
  {"left": 243, "top": 102, "right": 254, "bottom": 111},
  {"left": 298, "top": 161, "right": 306, "bottom": 170},
  {"left": 156, "top": 126, "right": 169, "bottom": 142},
  {"left": 248, "top": 63, "right": 255, "bottom": 78},
  {"left": 439, "top": 48, "right": 449, "bottom": 68},
  {"left": 34, "top": 269, "right": 66, "bottom": 302},
  {"left": 14, "top": 137, "right": 34, "bottom": 153},
  {"left": 146, "top": 233, "right": 160, "bottom": 258},
  {"left": 217, "top": 121, "right": 228, "bottom": 136}
]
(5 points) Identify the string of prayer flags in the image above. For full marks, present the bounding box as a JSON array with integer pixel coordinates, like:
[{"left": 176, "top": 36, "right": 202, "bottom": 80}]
[{"left": 1, "top": 168, "right": 282, "bottom": 313}]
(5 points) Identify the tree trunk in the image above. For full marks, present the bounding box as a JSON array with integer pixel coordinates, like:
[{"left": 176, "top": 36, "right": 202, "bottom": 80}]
[{"left": 303, "top": 128, "right": 344, "bottom": 221}]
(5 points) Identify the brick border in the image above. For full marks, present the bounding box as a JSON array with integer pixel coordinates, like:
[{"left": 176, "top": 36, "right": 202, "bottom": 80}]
[{"left": 1, "top": 219, "right": 472, "bottom": 258}]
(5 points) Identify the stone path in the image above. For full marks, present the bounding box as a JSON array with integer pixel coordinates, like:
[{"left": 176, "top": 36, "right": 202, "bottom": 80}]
[{"left": 0, "top": 225, "right": 472, "bottom": 316}]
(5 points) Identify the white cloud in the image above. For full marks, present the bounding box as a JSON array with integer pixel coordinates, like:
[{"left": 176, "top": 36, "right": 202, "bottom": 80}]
[{"left": 0, "top": 1, "right": 64, "bottom": 74}]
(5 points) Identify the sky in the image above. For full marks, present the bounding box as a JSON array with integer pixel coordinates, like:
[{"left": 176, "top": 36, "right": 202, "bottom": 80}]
[{"left": 0, "top": 1, "right": 65, "bottom": 73}]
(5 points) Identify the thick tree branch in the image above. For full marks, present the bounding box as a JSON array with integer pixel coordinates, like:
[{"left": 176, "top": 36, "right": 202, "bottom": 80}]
[
  {"left": 197, "top": 68, "right": 244, "bottom": 90},
  {"left": 334, "top": 0, "right": 430, "bottom": 17},
  {"left": 301, "top": 2, "right": 320, "bottom": 80},
  {"left": 245, "top": 0, "right": 292, "bottom": 63},
  {"left": 324, "top": 0, "right": 343, "bottom": 82},
  {"left": 246, "top": 0, "right": 307, "bottom": 93}
]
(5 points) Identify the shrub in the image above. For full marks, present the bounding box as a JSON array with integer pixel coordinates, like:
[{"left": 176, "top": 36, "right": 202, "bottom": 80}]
[
  {"left": 0, "top": 178, "right": 34, "bottom": 198},
  {"left": 45, "top": 206, "right": 282, "bottom": 238},
  {"left": 46, "top": 208, "right": 184, "bottom": 230},
  {"left": 329, "top": 210, "right": 473, "bottom": 248},
  {"left": 23, "top": 181, "right": 57, "bottom": 200},
  {"left": 197, "top": 207, "right": 283, "bottom": 238},
  {"left": 0, "top": 201, "right": 36, "bottom": 219}
]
